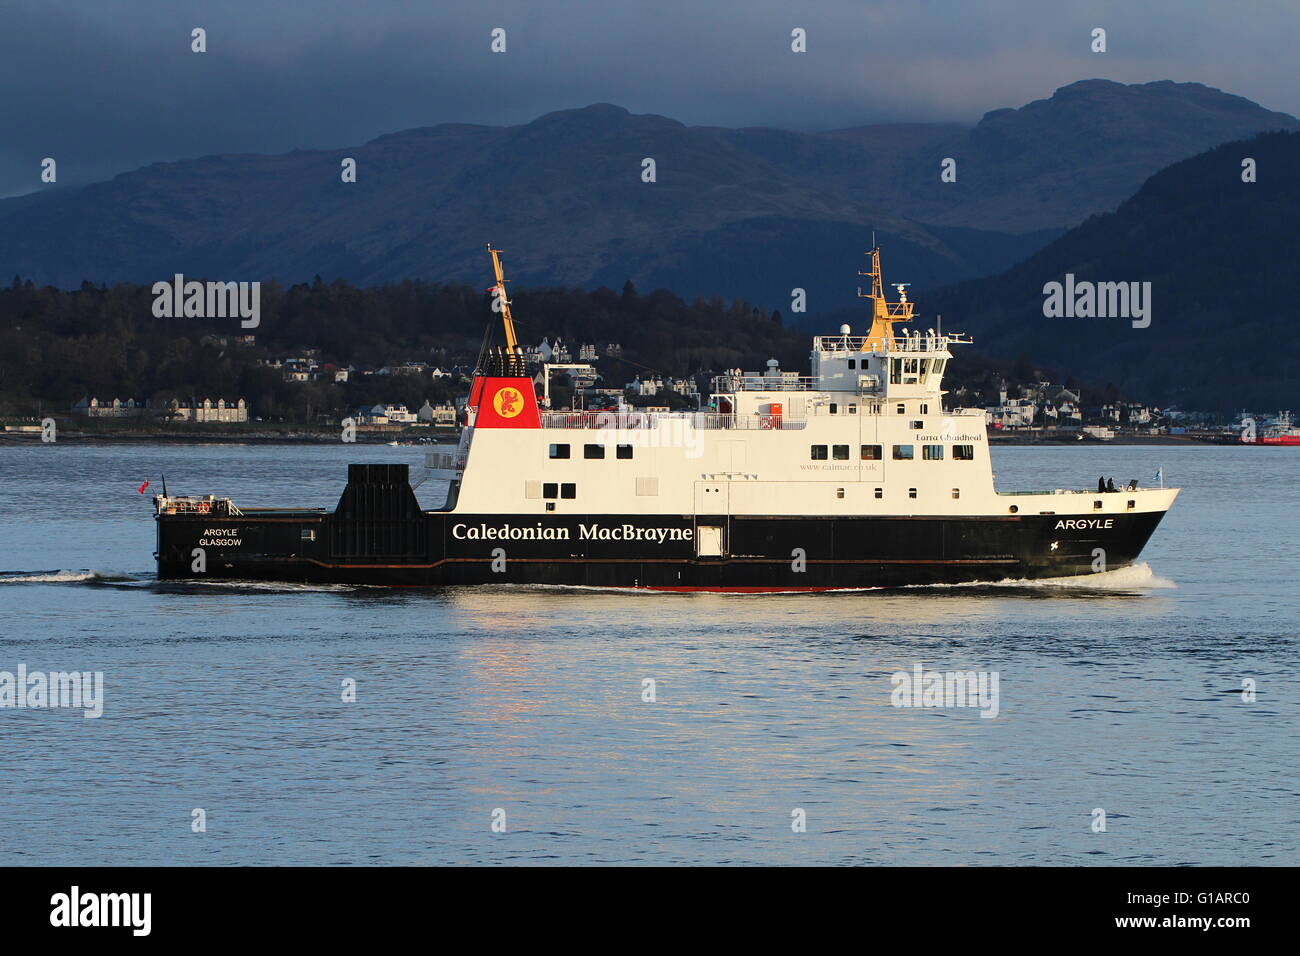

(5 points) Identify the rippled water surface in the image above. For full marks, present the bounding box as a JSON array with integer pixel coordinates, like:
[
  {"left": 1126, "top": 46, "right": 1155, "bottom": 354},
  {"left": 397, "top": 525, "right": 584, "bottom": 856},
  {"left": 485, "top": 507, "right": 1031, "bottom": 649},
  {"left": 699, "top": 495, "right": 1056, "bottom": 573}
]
[{"left": 0, "top": 443, "right": 1295, "bottom": 865}]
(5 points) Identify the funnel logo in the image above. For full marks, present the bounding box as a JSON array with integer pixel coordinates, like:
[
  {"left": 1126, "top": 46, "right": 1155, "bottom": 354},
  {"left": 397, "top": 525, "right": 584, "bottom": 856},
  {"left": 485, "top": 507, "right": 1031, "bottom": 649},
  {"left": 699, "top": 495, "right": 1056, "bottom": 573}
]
[{"left": 493, "top": 386, "right": 525, "bottom": 419}]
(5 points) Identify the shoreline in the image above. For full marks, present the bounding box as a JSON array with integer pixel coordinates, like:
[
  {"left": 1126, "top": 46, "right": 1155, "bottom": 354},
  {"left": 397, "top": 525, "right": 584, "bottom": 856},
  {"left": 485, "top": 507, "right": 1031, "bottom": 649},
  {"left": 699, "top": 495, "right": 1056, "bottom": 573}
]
[{"left": 0, "top": 429, "right": 1244, "bottom": 447}]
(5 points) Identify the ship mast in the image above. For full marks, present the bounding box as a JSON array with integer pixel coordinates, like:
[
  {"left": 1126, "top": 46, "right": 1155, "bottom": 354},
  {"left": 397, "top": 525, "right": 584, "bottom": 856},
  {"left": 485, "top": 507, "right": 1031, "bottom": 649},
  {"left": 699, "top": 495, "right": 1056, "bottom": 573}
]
[
  {"left": 486, "top": 243, "right": 519, "bottom": 352},
  {"left": 857, "top": 246, "right": 914, "bottom": 351}
]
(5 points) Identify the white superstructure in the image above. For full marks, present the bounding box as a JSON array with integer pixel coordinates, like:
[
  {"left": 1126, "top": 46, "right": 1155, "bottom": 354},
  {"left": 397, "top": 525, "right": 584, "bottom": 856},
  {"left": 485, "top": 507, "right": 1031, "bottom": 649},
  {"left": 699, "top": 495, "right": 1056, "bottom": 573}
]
[{"left": 431, "top": 248, "right": 1177, "bottom": 523}]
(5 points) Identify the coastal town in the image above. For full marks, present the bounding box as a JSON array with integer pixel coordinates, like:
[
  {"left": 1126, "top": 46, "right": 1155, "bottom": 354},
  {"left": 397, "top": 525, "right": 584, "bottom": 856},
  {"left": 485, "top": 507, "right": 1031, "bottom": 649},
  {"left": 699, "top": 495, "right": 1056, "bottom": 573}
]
[{"left": 2, "top": 333, "right": 1288, "bottom": 445}]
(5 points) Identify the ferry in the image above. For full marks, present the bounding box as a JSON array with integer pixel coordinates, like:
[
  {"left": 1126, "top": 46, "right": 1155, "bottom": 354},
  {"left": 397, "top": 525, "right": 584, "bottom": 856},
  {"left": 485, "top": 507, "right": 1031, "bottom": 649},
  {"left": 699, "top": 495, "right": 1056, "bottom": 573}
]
[{"left": 153, "top": 246, "right": 1178, "bottom": 590}]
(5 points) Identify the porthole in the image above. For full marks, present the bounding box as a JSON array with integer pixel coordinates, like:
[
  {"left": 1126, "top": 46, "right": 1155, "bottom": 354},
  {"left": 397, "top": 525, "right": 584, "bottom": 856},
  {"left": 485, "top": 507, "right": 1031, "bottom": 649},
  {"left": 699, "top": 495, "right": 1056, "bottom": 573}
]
[{"left": 1009, "top": 505, "right": 1018, "bottom": 514}]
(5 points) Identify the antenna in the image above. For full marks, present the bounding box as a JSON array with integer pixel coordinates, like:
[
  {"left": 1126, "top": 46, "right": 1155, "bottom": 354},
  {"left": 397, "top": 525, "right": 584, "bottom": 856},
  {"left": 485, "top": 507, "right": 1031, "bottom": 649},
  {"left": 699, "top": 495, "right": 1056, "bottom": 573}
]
[{"left": 485, "top": 243, "right": 519, "bottom": 352}]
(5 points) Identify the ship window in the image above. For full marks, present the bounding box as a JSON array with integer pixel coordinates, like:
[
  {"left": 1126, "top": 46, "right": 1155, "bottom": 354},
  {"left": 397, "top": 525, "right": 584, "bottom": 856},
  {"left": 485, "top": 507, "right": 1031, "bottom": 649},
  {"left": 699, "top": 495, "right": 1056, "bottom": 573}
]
[
  {"left": 848, "top": 360, "right": 856, "bottom": 369},
  {"left": 910, "top": 420, "right": 923, "bottom": 429},
  {"left": 923, "top": 444, "right": 944, "bottom": 460},
  {"left": 300, "top": 528, "right": 316, "bottom": 542},
  {"left": 548, "top": 443, "right": 570, "bottom": 459},
  {"left": 874, "top": 487, "right": 883, "bottom": 499},
  {"left": 953, "top": 445, "right": 975, "bottom": 460},
  {"left": 919, "top": 403, "right": 929, "bottom": 414},
  {"left": 932, "top": 359, "right": 946, "bottom": 376},
  {"left": 848, "top": 404, "right": 857, "bottom": 414},
  {"left": 1009, "top": 504, "right": 1018, "bottom": 514},
  {"left": 584, "top": 444, "right": 605, "bottom": 459},
  {"left": 861, "top": 444, "right": 882, "bottom": 460},
  {"left": 890, "top": 359, "right": 902, "bottom": 385},
  {"left": 811, "top": 445, "right": 828, "bottom": 460},
  {"left": 829, "top": 403, "right": 839, "bottom": 414},
  {"left": 616, "top": 444, "right": 633, "bottom": 459},
  {"left": 1127, "top": 499, "right": 1136, "bottom": 509},
  {"left": 951, "top": 489, "right": 960, "bottom": 499},
  {"left": 896, "top": 403, "right": 905, "bottom": 415},
  {"left": 908, "top": 488, "right": 917, "bottom": 499},
  {"left": 1094, "top": 500, "right": 1104, "bottom": 510},
  {"left": 543, "top": 482, "right": 558, "bottom": 499},
  {"left": 893, "top": 444, "right": 914, "bottom": 460},
  {"left": 561, "top": 483, "right": 576, "bottom": 499},
  {"left": 836, "top": 488, "right": 845, "bottom": 499},
  {"left": 546, "top": 502, "right": 556, "bottom": 512},
  {"left": 832, "top": 445, "right": 850, "bottom": 460}
]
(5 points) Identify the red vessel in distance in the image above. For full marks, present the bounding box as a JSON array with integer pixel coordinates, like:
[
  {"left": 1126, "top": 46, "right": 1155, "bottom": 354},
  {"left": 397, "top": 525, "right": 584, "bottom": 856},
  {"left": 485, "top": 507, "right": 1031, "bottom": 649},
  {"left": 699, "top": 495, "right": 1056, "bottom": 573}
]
[{"left": 1242, "top": 411, "right": 1300, "bottom": 445}]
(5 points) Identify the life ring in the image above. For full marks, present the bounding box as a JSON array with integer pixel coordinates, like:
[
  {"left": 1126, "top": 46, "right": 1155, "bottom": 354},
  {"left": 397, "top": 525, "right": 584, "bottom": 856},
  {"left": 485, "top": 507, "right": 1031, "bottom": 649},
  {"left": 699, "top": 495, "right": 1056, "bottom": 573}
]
[{"left": 197, "top": 501, "right": 210, "bottom": 514}]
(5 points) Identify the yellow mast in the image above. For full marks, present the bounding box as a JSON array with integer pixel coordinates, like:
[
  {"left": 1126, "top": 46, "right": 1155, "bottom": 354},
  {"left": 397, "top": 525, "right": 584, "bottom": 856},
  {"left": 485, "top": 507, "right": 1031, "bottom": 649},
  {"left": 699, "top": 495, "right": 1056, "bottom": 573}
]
[
  {"left": 857, "top": 246, "right": 913, "bottom": 351},
  {"left": 486, "top": 243, "right": 519, "bottom": 352}
]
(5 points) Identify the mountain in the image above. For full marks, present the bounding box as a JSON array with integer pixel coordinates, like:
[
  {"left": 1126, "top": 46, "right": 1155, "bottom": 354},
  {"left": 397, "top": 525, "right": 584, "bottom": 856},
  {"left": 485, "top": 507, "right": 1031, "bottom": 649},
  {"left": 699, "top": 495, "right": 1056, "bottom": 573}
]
[
  {"left": 1, "top": 81, "right": 1295, "bottom": 311},
  {"left": 917, "top": 131, "right": 1300, "bottom": 412}
]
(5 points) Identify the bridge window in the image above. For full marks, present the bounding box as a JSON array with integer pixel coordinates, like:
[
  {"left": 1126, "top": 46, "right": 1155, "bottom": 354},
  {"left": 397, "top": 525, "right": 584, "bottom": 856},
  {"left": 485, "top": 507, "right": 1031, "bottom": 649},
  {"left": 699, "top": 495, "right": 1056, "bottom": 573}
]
[
  {"left": 833, "top": 445, "right": 850, "bottom": 460},
  {"left": 922, "top": 444, "right": 944, "bottom": 460},
  {"left": 616, "top": 444, "right": 633, "bottom": 459},
  {"left": 893, "top": 444, "right": 914, "bottom": 460},
  {"left": 811, "top": 445, "right": 828, "bottom": 460},
  {"left": 548, "top": 443, "right": 570, "bottom": 459},
  {"left": 890, "top": 359, "right": 902, "bottom": 385},
  {"left": 584, "top": 444, "right": 605, "bottom": 459},
  {"left": 954, "top": 445, "right": 975, "bottom": 460},
  {"left": 561, "top": 483, "right": 576, "bottom": 499},
  {"left": 861, "top": 444, "right": 882, "bottom": 460}
]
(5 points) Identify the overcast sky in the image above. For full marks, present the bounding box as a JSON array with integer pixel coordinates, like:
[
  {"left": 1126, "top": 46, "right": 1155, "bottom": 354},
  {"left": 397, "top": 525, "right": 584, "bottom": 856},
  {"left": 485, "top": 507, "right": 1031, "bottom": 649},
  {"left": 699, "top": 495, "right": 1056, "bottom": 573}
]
[{"left": 3, "top": 0, "right": 1297, "bottom": 197}]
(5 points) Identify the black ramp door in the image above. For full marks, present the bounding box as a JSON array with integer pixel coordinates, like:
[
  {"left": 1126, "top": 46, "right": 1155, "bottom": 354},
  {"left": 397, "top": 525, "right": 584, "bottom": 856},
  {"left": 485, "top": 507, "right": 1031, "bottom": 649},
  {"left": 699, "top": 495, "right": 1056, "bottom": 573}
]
[{"left": 330, "top": 463, "right": 427, "bottom": 559}]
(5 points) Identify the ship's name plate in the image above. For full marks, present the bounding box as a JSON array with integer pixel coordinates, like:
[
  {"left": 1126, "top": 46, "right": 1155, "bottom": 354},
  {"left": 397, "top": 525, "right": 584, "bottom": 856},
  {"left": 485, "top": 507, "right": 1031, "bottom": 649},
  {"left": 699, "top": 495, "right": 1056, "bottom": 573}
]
[
  {"left": 453, "top": 522, "right": 693, "bottom": 543},
  {"left": 1054, "top": 518, "right": 1114, "bottom": 530}
]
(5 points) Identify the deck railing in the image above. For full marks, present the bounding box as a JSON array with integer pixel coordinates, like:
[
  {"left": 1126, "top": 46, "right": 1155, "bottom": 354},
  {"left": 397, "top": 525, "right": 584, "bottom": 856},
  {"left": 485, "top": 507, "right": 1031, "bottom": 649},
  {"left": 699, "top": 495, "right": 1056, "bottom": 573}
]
[{"left": 539, "top": 411, "right": 806, "bottom": 431}]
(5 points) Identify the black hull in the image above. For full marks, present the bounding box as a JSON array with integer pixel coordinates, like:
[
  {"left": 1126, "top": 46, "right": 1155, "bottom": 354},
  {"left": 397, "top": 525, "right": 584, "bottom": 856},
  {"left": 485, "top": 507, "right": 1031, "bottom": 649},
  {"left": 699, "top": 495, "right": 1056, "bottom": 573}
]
[{"left": 157, "top": 510, "right": 1168, "bottom": 591}]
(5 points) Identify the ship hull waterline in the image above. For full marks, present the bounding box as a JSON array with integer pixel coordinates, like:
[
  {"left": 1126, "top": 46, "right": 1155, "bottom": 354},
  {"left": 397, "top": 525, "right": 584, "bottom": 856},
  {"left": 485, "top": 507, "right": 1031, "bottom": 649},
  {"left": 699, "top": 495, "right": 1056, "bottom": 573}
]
[{"left": 156, "top": 510, "right": 1168, "bottom": 590}]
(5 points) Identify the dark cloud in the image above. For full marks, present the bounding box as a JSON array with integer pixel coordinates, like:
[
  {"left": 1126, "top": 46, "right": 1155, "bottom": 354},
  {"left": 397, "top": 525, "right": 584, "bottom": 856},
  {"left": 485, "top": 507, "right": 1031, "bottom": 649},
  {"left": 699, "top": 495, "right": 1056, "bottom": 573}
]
[{"left": 3, "top": 0, "right": 1297, "bottom": 197}]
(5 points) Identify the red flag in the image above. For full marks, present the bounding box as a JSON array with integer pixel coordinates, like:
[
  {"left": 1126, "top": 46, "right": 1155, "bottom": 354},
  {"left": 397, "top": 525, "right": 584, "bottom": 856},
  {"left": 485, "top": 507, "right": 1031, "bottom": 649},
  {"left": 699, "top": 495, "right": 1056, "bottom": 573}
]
[{"left": 138, "top": 479, "right": 150, "bottom": 494}]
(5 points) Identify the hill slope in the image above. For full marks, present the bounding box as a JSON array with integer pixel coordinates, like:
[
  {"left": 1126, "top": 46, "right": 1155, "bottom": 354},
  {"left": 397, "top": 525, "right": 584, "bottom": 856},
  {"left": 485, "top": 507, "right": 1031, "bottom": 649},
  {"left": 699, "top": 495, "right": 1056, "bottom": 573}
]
[
  {"left": 0, "top": 80, "right": 1294, "bottom": 311},
  {"left": 922, "top": 131, "right": 1300, "bottom": 412}
]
